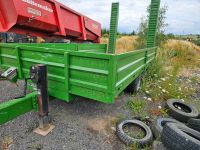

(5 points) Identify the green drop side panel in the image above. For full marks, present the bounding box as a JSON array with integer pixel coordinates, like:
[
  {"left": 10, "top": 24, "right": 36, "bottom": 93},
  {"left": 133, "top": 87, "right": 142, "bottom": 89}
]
[
  {"left": 0, "top": 43, "right": 156, "bottom": 104},
  {"left": 0, "top": 43, "right": 107, "bottom": 53},
  {"left": 0, "top": 44, "right": 72, "bottom": 102},
  {"left": 68, "top": 52, "right": 115, "bottom": 103},
  {"left": 115, "top": 47, "right": 156, "bottom": 96},
  {"left": 67, "top": 48, "right": 156, "bottom": 103},
  {"left": 146, "top": 0, "right": 161, "bottom": 48},
  {"left": 0, "top": 44, "right": 113, "bottom": 103},
  {"left": 108, "top": 2, "right": 119, "bottom": 54}
]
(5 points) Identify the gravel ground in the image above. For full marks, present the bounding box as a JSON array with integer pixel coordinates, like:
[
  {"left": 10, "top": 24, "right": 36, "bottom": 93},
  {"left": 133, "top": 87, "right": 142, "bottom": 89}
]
[
  {"left": 0, "top": 80, "right": 132, "bottom": 150},
  {"left": 0, "top": 80, "right": 26, "bottom": 102},
  {"left": 0, "top": 69, "right": 199, "bottom": 150}
]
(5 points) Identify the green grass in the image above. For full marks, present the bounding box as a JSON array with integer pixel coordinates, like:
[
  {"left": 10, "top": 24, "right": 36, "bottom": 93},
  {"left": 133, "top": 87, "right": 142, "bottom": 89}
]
[
  {"left": 162, "top": 40, "right": 200, "bottom": 68},
  {"left": 124, "top": 143, "right": 151, "bottom": 150},
  {"left": 123, "top": 37, "right": 200, "bottom": 150},
  {"left": 192, "top": 39, "right": 200, "bottom": 46},
  {"left": 142, "top": 68, "right": 195, "bottom": 101},
  {"left": 126, "top": 99, "right": 148, "bottom": 119},
  {"left": 141, "top": 40, "right": 199, "bottom": 101},
  {"left": 190, "top": 75, "right": 200, "bottom": 84},
  {"left": 159, "top": 108, "right": 169, "bottom": 117},
  {"left": 123, "top": 124, "right": 145, "bottom": 139}
]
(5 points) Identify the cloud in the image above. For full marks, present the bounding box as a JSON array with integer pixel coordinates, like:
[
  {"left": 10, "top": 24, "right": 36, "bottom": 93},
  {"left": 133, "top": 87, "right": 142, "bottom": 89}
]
[
  {"left": 58, "top": 0, "right": 200, "bottom": 34},
  {"left": 163, "top": 0, "right": 200, "bottom": 34}
]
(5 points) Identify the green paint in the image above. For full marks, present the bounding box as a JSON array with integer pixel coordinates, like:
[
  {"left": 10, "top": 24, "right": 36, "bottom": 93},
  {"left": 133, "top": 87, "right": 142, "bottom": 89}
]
[
  {"left": 108, "top": 2, "right": 119, "bottom": 54},
  {"left": 146, "top": 0, "right": 161, "bottom": 48},
  {"left": 0, "top": 1, "right": 160, "bottom": 104},
  {"left": 0, "top": 43, "right": 157, "bottom": 103},
  {"left": 0, "top": 92, "right": 37, "bottom": 125},
  {"left": 16, "top": 46, "right": 23, "bottom": 79},
  {"left": 0, "top": 1, "right": 161, "bottom": 125}
]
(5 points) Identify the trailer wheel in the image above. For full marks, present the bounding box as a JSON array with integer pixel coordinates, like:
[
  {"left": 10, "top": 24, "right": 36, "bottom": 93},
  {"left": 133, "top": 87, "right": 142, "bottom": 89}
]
[
  {"left": 161, "top": 123, "right": 200, "bottom": 150},
  {"left": 116, "top": 119, "right": 153, "bottom": 147},
  {"left": 166, "top": 99, "right": 199, "bottom": 122},
  {"left": 125, "top": 76, "right": 141, "bottom": 94},
  {"left": 151, "top": 117, "right": 183, "bottom": 138},
  {"left": 188, "top": 118, "right": 200, "bottom": 132}
]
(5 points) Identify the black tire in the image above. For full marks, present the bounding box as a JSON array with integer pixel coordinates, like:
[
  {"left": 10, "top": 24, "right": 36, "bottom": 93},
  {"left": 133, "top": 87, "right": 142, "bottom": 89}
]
[
  {"left": 125, "top": 76, "right": 141, "bottom": 94},
  {"left": 151, "top": 117, "right": 183, "bottom": 138},
  {"left": 166, "top": 99, "right": 199, "bottom": 122},
  {"left": 188, "top": 118, "right": 200, "bottom": 132},
  {"left": 161, "top": 123, "right": 200, "bottom": 150},
  {"left": 116, "top": 119, "right": 153, "bottom": 147}
]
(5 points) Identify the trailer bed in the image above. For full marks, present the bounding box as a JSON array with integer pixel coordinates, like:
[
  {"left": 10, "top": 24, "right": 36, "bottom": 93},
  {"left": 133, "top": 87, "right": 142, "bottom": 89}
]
[{"left": 0, "top": 43, "right": 156, "bottom": 103}]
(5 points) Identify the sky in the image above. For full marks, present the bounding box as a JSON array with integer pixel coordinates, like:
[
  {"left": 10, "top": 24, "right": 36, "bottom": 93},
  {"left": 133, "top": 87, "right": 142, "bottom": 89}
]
[{"left": 58, "top": 0, "right": 200, "bottom": 35}]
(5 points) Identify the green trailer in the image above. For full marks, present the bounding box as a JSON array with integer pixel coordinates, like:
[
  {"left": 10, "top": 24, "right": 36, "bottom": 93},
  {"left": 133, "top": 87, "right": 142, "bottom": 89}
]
[{"left": 0, "top": 0, "right": 160, "bottom": 127}]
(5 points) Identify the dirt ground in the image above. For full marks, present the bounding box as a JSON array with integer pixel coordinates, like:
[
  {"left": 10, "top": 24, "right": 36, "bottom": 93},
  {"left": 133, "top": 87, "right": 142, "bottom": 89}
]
[
  {"left": 0, "top": 68, "right": 199, "bottom": 150},
  {"left": 0, "top": 80, "right": 133, "bottom": 150}
]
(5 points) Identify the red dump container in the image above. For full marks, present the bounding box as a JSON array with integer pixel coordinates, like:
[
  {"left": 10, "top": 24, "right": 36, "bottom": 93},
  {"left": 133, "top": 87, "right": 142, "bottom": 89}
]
[{"left": 0, "top": 0, "right": 101, "bottom": 43}]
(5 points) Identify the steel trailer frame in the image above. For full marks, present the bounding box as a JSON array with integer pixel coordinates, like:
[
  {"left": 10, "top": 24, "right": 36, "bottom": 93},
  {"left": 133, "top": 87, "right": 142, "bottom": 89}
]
[{"left": 0, "top": 0, "right": 160, "bottom": 125}]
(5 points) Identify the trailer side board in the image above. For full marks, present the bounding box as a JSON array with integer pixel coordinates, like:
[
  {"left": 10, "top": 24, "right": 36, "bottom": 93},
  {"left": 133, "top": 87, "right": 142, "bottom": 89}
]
[{"left": 0, "top": 44, "right": 156, "bottom": 103}]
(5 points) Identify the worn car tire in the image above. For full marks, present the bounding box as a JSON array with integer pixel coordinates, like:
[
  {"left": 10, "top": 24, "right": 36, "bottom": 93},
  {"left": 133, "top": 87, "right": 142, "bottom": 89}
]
[
  {"left": 151, "top": 117, "right": 183, "bottom": 138},
  {"left": 166, "top": 99, "right": 199, "bottom": 122},
  {"left": 116, "top": 119, "right": 153, "bottom": 147},
  {"left": 188, "top": 118, "right": 200, "bottom": 132},
  {"left": 161, "top": 123, "right": 200, "bottom": 150},
  {"left": 125, "top": 76, "right": 141, "bottom": 94}
]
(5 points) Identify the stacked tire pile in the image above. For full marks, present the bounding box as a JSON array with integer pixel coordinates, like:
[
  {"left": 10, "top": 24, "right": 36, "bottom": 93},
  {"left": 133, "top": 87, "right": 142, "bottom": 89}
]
[
  {"left": 116, "top": 99, "right": 200, "bottom": 150},
  {"left": 161, "top": 99, "right": 200, "bottom": 150}
]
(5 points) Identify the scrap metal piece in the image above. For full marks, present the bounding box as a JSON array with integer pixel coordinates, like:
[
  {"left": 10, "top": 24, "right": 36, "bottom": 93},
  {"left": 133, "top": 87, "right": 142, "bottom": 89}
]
[{"left": 1, "top": 67, "right": 17, "bottom": 82}]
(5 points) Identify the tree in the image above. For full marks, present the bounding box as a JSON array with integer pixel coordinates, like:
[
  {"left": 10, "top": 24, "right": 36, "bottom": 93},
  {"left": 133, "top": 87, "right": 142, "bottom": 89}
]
[
  {"left": 134, "top": 4, "right": 168, "bottom": 49},
  {"left": 166, "top": 33, "right": 175, "bottom": 39},
  {"left": 131, "top": 30, "right": 136, "bottom": 35},
  {"left": 101, "top": 28, "right": 109, "bottom": 36}
]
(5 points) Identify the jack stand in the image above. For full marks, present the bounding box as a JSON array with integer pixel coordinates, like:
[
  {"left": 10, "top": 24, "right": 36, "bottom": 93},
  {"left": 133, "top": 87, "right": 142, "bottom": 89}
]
[
  {"left": 34, "top": 115, "right": 55, "bottom": 136},
  {"left": 30, "top": 64, "right": 55, "bottom": 136}
]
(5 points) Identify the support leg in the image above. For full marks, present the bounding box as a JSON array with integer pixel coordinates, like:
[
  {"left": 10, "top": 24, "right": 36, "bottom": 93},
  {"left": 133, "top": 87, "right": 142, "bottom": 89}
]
[{"left": 30, "top": 65, "right": 55, "bottom": 136}]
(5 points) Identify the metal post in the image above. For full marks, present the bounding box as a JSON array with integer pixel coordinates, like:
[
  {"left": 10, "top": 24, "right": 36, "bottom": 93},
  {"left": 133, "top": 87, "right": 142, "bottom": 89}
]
[
  {"left": 30, "top": 65, "right": 49, "bottom": 117},
  {"left": 107, "top": 2, "right": 119, "bottom": 54},
  {"left": 146, "top": 0, "right": 161, "bottom": 48},
  {"left": 30, "top": 65, "right": 55, "bottom": 135}
]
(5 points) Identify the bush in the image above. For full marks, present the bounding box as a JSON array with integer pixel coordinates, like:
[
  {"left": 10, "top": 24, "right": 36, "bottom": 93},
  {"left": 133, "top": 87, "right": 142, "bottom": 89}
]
[
  {"left": 162, "top": 40, "right": 200, "bottom": 68},
  {"left": 141, "top": 39, "right": 200, "bottom": 101}
]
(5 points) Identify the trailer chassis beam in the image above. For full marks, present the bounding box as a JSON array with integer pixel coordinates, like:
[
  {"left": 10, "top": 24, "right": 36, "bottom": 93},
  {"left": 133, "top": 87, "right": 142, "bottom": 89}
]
[
  {"left": 0, "top": 64, "right": 54, "bottom": 136},
  {"left": 0, "top": 92, "right": 37, "bottom": 125}
]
